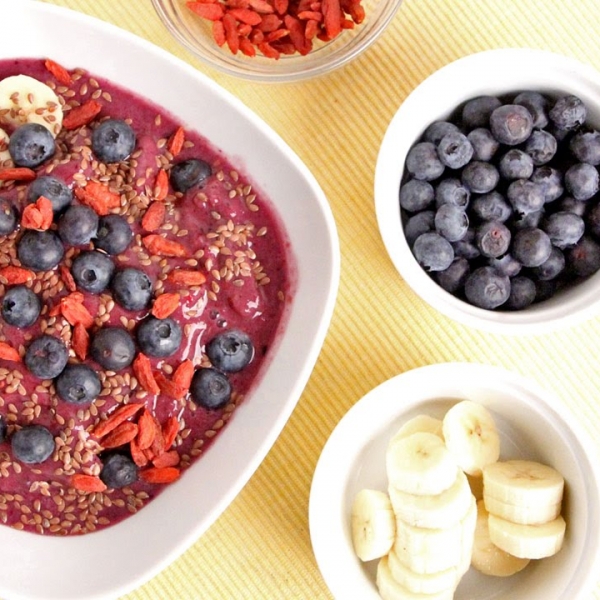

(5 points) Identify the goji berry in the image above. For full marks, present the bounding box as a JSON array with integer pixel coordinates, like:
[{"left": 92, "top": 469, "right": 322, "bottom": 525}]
[
  {"left": 162, "top": 415, "right": 180, "bottom": 450},
  {"left": 173, "top": 359, "right": 194, "bottom": 392},
  {"left": 75, "top": 181, "right": 120, "bottom": 216},
  {"left": 60, "top": 264, "right": 77, "bottom": 292},
  {"left": 141, "top": 201, "right": 166, "bottom": 232},
  {"left": 59, "top": 294, "right": 94, "bottom": 328},
  {"left": 227, "top": 7, "right": 262, "bottom": 25},
  {"left": 152, "top": 450, "right": 180, "bottom": 469},
  {"left": 136, "top": 409, "right": 157, "bottom": 451},
  {"left": 70, "top": 474, "right": 107, "bottom": 493},
  {"left": 154, "top": 371, "right": 187, "bottom": 400},
  {"left": 154, "top": 169, "right": 169, "bottom": 201},
  {"left": 20, "top": 196, "right": 53, "bottom": 231},
  {"left": 140, "top": 467, "right": 180, "bottom": 484},
  {"left": 166, "top": 269, "right": 207, "bottom": 287},
  {"left": 187, "top": 1, "right": 225, "bottom": 20},
  {"left": 130, "top": 436, "right": 149, "bottom": 467},
  {"left": 44, "top": 59, "right": 72, "bottom": 85},
  {"left": 101, "top": 421, "right": 139, "bottom": 449},
  {"left": 167, "top": 127, "right": 185, "bottom": 157},
  {"left": 62, "top": 99, "right": 102, "bottom": 130},
  {"left": 0, "top": 266, "right": 35, "bottom": 285},
  {"left": 132, "top": 353, "right": 161, "bottom": 395},
  {"left": 0, "top": 341, "right": 21, "bottom": 363},
  {"left": 92, "top": 403, "right": 145, "bottom": 438},
  {"left": 151, "top": 292, "right": 180, "bottom": 319},
  {"left": 72, "top": 323, "right": 90, "bottom": 361},
  {"left": 142, "top": 234, "right": 186, "bottom": 257},
  {"left": 0, "top": 168, "right": 36, "bottom": 182}
]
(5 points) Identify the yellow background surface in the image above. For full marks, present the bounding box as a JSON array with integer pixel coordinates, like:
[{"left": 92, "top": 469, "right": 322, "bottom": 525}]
[{"left": 33, "top": 0, "right": 600, "bottom": 598}]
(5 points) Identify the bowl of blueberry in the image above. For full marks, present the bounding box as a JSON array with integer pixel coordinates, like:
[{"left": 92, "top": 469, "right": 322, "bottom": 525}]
[{"left": 375, "top": 48, "right": 600, "bottom": 334}]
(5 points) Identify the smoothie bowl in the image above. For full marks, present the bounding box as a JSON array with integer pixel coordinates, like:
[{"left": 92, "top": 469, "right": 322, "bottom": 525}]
[{"left": 0, "top": 2, "right": 339, "bottom": 599}]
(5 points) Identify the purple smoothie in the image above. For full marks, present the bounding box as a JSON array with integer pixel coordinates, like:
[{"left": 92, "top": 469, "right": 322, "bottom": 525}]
[{"left": 0, "top": 58, "right": 292, "bottom": 535}]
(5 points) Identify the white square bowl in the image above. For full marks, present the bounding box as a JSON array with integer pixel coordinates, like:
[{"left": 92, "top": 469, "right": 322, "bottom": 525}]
[{"left": 0, "top": 2, "right": 340, "bottom": 599}]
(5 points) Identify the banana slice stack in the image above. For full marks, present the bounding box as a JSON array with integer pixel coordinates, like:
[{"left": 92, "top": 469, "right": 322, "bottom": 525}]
[{"left": 350, "top": 400, "right": 567, "bottom": 600}]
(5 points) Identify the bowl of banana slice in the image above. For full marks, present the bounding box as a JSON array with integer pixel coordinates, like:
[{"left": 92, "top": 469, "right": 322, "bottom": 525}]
[{"left": 309, "top": 363, "right": 600, "bottom": 600}]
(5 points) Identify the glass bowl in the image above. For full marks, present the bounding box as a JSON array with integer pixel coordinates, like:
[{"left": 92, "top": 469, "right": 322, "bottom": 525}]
[{"left": 151, "top": 0, "right": 403, "bottom": 82}]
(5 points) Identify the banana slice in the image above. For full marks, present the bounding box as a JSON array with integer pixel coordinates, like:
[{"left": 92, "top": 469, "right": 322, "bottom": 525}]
[
  {"left": 387, "top": 431, "right": 458, "bottom": 496},
  {"left": 0, "top": 127, "right": 10, "bottom": 166},
  {"left": 442, "top": 400, "right": 500, "bottom": 476},
  {"left": 351, "top": 489, "right": 396, "bottom": 561},
  {"left": 0, "top": 74, "right": 63, "bottom": 136},
  {"left": 387, "top": 547, "right": 460, "bottom": 595},
  {"left": 392, "top": 495, "right": 476, "bottom": 574},
  {"left": 391, "top": 415, "right": 444, "bottom": 442},
  {"left": 472, "top": 500, "right": 531, "bottom": 577},
  {"left": 484, "top": 493, "right": 561, "bottom": 525},
  {"left": 376, "top": 556, "right": 455, "bottom": 600},
  {"left": 482, "top": 459, "right": 564, "bottom": 509},
  {"left": 488, "top": 513, "right": 566, "bottom": 559},
  {"left": 389, "top": 469, "right": 473, "bottom": 529}
]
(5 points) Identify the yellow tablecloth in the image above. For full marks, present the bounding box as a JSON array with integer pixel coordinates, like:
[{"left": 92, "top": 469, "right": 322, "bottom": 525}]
[{"left": 35, "top": 0, "right": 600, "bottom": 598}]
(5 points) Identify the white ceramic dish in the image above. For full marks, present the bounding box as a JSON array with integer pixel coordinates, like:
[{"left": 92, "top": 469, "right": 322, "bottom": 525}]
[
  {"left": 0, "top": 2, "right": 339, "bottom": 599},
  {"left": 375, "top": 49, "right": 600, "bottom": 335},
  {"left": 309, "top": 363, "right": 600, "bottom": 599}
]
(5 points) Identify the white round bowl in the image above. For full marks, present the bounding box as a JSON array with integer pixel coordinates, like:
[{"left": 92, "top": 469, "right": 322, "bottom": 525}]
[
  {"left": 374, "top": 49, "right": 600, "bottom": 335},
  {"left": 309, "top": 362, "right": 600, "bottom": 600}
]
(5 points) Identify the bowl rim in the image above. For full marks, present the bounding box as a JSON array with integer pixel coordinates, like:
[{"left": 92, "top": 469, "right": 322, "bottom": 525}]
[
  {"left": 0, "top": 2, "right": 341, "bottom": 599},
  {"left": 150, "top": 0, "right": 404, "bottom": 83},
  {"left": 309, "top": 361, "right": 600, "bottom": 600},
  {"left": 374, "top": 48, "right": 600, "bottom": 335}
]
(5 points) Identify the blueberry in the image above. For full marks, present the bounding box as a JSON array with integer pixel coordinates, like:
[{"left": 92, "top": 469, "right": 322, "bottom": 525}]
[
  {"left": 570, "top": 130, "right": 600, "bottom": 165},
  {"left": 531, "top": 247, "right": 565, "bottom": 281},
  {"left": 489, "top": 104, "right": 534, "bottom": 146},
  {"left": 404, "top": 211, "right": 434, "bottom": 247},
  {"left": 565, "top": 162, "right": 599, "bottom": 201},
  {"left": 464, "top": 266, "right": 510, "bottom": 309},
  {"left": 567, "top": 236, "right": 600, "bottom": 277},
  {"left": 190, "top": 368, "right": 231, "bottom": 410},
  {"left": 435, "top": 179, "right": 470, "bottom": 209},
  {"left": 1, "top": 285, "right": 41, "bottom": 328},
  {"left": 111, "top": 268, "right": 153, "bottom": 311},
  {"left": 55, "top": 364, "right": 101, "bottom": 405},
  {"left": 506, "top": 276, "right": 537, "bottom": 310},
  {"left": 0, "top": 416, "right": 6, "bottom": 444},
  {"left": 58, "top": 205, "right": 99, "bottom": 246},
  {"left": 543, "top": 211, "right": 585, "bottom": 249},
  {"left": 92, "top": 119, "right": 136, "bottom": 163},
  {"left": 434, "top": 204, "right": 469, "bottom": 242},
  {"left": 206, "top": 330, "right": 254, "bottom": 373},
  {"left": 437, "top": 131, "right": 473, "bottom": 169},
  {"left": 405, "top": 142, "right": 445, "bottom": 182},
  {"left": 27, "top": 176, "right": 72, "bottom": 214},
  {"left": 11, "top": 425, "right": 55, "bottom": 464},
  {"left": 530, "top": 167, "right": 564, "bottom": 204},
  {"left": 423, "top": 121, "right": 461, "bottom": 145},
  {"left": 461, "top": 161, "right": 499, "bottom": 194},
  {"left": 100, "top": 453, "right": 138, "bottom": 489},
  {"left": 535, "top": 279, "right": 558, "bottom": 303},
  {"left": 471, "top": 192, "right": 512, "bottom": 222},
  {"left": 0, "top": 198, "right": 17, "bottom": 236},
  {"left": 514, "top": 91, "right": 549, "bottom": 129},
  {"left": 9, "top": 123, "right": 55, "bottom": 168},
  {"left": 170, "top": 158, "right": 212, "bottom": 192},
  {"left": 399, "top": 179, "right": 434, "bottom": 212},
  {"left": 452, "top": 238, "right": 480, "bottom": 261},
  {"left": 25, "top": 335, "right": 68, "bottom": 379},
  {"left": 71, "top": 250, "right": 115, "bottom": 294},
  {"left": 549, "top": 95, "right": 587, "bottom": 130},
  {"left": 512, "top": 209, "right": 545, "bottom": 230},
  {"left": 586, "top": 203, "right": 600, "bottom": 236},
  {"left": 90, "top": 327, "right": 136, "bottom": 370},
  {"left": 512, "top": 228, "right": 552, "bottom": 267},
  {"left": 524, "top": 130, "right": 557, "bottom": 165},
  {"left": 94, "top": 214, "right": 133, "bottom": 255},
  {"left": 475, "top": 221, "right": 511, "bottom": 258},
  {"left": 433, "top": 257, "right": 470, "bottom": 294},
  {"left": 507, "top": 180, "right": 545, "bottom": 215},
  {"left": 461, "top": 96, "right": 502, "bottom": 129},
  {"left": 467, "top": 128, "right": 499, "bottom": 161},
  {"left": 17, "top": 230, "right": 64, "bottom": 271},
  {"left": 412, "top": 232, "right": 454, "bottom": 272},
  {"left": 136, "top": 317, "right": 182, "bottom": 358},
  {"left": 498, "top": 149, "right": 534, "bottom": 180},
  {"left": 488, "top": 253, "right": 522, "bottom": 278}
]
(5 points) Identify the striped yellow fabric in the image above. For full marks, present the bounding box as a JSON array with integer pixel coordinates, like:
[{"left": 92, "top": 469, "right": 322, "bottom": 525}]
[{"left": 39, "top": 0, "right": 600, "bottom": 598}]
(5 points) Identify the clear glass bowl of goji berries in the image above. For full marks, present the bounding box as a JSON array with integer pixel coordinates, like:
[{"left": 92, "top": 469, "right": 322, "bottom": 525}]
[{"left": 151, "top": 0, "right": 403, "bottom": 81}]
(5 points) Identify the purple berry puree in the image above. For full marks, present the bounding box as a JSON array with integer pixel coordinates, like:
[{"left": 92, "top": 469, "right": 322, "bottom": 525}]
[{"left": 0, "top": 58, "right": 294, "bottom": 535}]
